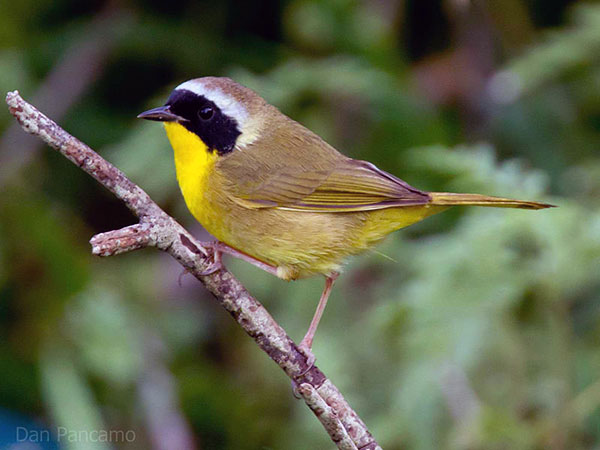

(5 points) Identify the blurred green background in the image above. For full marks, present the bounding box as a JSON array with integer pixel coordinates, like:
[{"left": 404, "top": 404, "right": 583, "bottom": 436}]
[{"left": 1, "top": 0, "right": 599, "bottom": 449}]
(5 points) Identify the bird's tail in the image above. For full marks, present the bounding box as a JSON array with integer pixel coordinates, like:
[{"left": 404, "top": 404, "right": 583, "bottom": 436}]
[{"left": 429, "top": 192, "right": 555, "bottom": 210}]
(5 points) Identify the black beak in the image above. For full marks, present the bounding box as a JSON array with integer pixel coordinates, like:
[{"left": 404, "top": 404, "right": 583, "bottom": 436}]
[{"left": 137, "top": 105, "right": 185, "bottom": 122}]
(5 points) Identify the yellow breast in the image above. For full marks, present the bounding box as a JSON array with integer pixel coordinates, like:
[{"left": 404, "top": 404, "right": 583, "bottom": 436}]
[{"left": 164, "top": 123, "right": 224, "bottom": 236}]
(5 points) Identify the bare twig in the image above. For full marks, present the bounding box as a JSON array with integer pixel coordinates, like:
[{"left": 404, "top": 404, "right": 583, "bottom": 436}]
[{"left": 6, "top": 91, "right": 382, "bottom": 450}]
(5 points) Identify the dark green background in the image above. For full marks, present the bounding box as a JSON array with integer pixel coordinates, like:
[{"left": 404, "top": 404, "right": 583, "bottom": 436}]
[{"left": 1, "top": 1, "right": 599, "bottom": 449}]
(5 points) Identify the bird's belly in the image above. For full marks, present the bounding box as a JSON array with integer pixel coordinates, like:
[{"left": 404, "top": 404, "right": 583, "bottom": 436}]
[
  {"left": 184, "top": 187, "right": 361, "bottom": 278},
  {"left": 181, "top": 176, "right": 446, "bottom": 279},
  {"left": 186, "top": 188, "right": 445, "bottom": 280}
]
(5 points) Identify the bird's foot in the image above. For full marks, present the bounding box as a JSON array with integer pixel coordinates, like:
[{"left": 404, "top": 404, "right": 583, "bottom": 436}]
[
  {"left": 197, "top": 241, "right": 224, "bottom": 276},
  {"left": 291, "top": 341, "right": 317, "bottom": 399},
  {"left": 297, "top": 339, "right": 316, "bottom": 371}
]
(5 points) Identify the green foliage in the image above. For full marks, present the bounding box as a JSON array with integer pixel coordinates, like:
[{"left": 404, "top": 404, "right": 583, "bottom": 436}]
[
  {"left": 1, "top": 1, "right": 599, "bottom": 449},
  {"left": 495, "top": 3, "right": 600, "bottom": 96}
]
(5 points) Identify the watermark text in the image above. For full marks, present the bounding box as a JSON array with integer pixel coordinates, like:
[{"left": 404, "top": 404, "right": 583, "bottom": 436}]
[{"left": 17, "top": 427, "right": 136, "bottom": 443}]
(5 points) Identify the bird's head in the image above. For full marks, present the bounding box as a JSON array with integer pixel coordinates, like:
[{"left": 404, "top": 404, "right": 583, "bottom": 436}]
[{"left": 138, "top": 77, "right": 268, "bottom": 154}]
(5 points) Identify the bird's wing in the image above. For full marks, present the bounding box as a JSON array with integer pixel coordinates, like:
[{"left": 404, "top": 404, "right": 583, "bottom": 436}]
[{"left": 231, "top": 157, "right": 431, "bottom": 212}]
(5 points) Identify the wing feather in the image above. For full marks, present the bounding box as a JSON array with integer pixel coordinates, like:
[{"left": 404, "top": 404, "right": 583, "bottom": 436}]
[
  {"left": 235, "top": 158, "right": 430, "bottom": 212},
  {"left": 218, "top": 118, "right": 429, "bottom": 212}
]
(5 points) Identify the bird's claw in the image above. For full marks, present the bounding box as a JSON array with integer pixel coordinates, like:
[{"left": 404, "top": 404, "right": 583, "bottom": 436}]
[
  {"left": 198, "top": 242, "right": 223, "bottom": 275},
  {"left": 178, "top": 268, "right": 191, "bottom": 286},
  {"left": 291, "top": 341, "right": 317, "bottom": 399},
  {"left": 297, "top": 341, "right": 316, "bottom": 371}
]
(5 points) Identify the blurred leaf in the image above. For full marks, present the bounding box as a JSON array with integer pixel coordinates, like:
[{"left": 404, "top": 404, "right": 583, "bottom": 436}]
[
  {"left": 65, "top": 286, "right": 144, "bottom": 387},
  {"left": 40, "top": 340, "right": 110, "bottom": 450},
  {"left": 489, "top": 3, "right": 600, "bottom": 100}
]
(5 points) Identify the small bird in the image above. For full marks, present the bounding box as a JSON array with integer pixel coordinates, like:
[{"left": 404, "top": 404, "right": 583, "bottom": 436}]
[{"left": 138, "top": 77, "right": 553, "bottom": 361}]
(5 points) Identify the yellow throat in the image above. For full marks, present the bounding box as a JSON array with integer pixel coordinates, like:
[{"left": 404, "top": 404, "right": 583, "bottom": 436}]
[{"left": 164, "top": 122, "right": 219, "bottom": 216}]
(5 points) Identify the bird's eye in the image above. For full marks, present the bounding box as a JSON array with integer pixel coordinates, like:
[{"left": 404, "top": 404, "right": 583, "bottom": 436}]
[{"left": 198, "top": 106, "right": 214, "bottom": 121}]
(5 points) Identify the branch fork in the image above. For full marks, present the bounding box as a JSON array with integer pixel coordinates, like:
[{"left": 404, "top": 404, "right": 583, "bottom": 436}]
[{"left": 6, "top": 90, "right": 382, "bottom": 450}]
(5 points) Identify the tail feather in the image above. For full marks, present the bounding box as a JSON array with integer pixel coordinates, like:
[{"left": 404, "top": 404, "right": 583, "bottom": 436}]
[{"left": 429, "top": 192, "right": 555, "bottom": 210}]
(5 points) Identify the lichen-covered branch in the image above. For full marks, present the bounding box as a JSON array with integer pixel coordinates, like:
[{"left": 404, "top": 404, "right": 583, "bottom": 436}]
[{"left": 6, "top": 91, "right": 382, "bottom": 450}]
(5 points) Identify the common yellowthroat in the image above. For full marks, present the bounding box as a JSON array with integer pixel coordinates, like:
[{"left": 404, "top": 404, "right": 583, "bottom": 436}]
[{"left": 138, "top": 77, "right": 553, "bottom": 358}]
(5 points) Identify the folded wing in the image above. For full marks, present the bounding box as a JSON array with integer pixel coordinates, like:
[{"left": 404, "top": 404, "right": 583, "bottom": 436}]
[{"left": 235, "top": 158, "right": 431, "bottom": 212}]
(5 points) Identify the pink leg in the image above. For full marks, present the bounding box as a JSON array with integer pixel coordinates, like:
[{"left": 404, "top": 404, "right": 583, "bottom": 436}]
[
  {"left": 199, "top": 241, "right": 279, "bottom": 277},
  {"left": 298, "top": 273, "right": 339, "bottom": 366}
]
